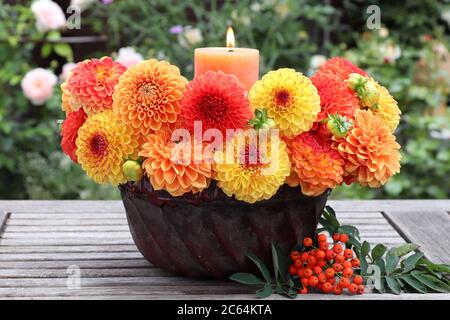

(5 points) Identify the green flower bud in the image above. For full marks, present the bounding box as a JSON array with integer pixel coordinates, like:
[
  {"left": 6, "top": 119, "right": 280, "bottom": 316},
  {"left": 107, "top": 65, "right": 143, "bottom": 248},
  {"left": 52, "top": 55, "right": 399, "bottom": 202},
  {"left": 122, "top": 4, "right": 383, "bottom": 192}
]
[
  {"left": 123, "top": 160, "right": 144, "bottom": 182},
  {"left": 347, "top": 73, "right": 367, "bottom": 92},
  {"left": 327, "top": 114, "right": 353, "bottom": 138},
  {"left": 360, "top": 79, "right": 380, "bottom": 108}
]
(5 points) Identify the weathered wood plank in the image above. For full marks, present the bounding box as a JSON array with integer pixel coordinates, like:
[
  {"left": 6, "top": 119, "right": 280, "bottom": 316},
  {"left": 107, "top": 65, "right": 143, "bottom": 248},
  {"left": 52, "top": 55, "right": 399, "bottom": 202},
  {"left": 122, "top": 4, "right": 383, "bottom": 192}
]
[
  {"left": 384, "top": 210, "right": 450, "bottom": 264},
  {"left": 1, "top": 231, "right": 132, "bottom": 239},
  {"left": 0, "top": 211, "right": 10, "bottom": 235},
  {"left": 0, "top": 268, "right": 171, "bottom": 278},
  {"left": 0, "top": 252, "right": 143, "bottom": 261},
  {"left": 0, "top": 245, "right": 137, "bottom": 254},
  {"left": 0, "top": 259, "right": 152, "bottom": 269},
  {"left": 7, "top": 219, "right": 127, "bottom": 226},
  {"left": 5, "top": 225, "right": 130, "bottom": 232}
]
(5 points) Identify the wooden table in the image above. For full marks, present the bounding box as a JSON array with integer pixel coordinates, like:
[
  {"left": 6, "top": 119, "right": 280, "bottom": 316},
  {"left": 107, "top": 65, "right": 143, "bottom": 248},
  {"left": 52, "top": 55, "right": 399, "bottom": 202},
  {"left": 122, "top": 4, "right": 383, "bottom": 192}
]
[{"left": 0, "top": 200, "right": 449, "bottom": 300}]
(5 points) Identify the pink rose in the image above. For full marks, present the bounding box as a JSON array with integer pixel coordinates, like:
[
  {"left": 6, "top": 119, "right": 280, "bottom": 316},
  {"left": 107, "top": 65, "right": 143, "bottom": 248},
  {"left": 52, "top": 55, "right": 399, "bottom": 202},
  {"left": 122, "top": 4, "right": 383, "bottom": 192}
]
[
  {"left": 21, "top": 68, "right": 58, "bottom": 105},
  {"left": 31, "top": 0, "right": 66, "bottom": 32},
  {"left": 115, "top": 47, "right": 143, "bottom": 68},
  {"left": 60, "top": 62, "right": 77, "bottom": 81}
]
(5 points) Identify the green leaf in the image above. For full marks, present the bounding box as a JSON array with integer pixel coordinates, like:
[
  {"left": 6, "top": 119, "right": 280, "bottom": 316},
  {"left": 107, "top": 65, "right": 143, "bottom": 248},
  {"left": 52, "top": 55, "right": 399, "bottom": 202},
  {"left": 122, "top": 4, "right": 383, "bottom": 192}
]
[
  {"left": 361, "top": 241, "right": 370, "bottom": 257},
  {"left": 418, "top": 258, "right": 450, "bottom": 273},
  {"left": 54, "top": 43, "right": 73, "bottom": 60},
  {"left": 229, "top": 273, "right": 264, "bottom": 286},
  {"left": 247, "top": 253, "right": 272, "bottom": 283},
  {"left": 360, "top": 255, "right": 368, "bottom": 275},
  {"left": 385, "top": 276, "right": 402, "bottom": 295},
  {"left": 338, "top": 225, "right": 360, "bottom": 239},
  {"left": 41, "top": 43, "right": 52, "bottom": 58},
  {"left": 403, "top": 252, "right": 424, "bottom": 272},
  {"left": 400, "top": 275, "right": 427, "bottom": 293},
  {"left": 411, "top": 272, "right": 449, "bottom": 293},
  {"left": 420, "top": 274, "right": 450, "bottom": 292},
  {"left": 256, "top": 283, "right": 273, "bottom": 299},
  {"left": 386, "top": 253, "right": 400, "bottom": 274},
  {"left": 271, "top": 242, "right": 288, "bottom": 284},
  {"left": 46, "top": 30, "right": 61, "bottom": 41},
  {"left": 389, "top": 243, "right": 419, "bottom": 257},
  {"left": 371, "top": 244, "right": 387, "bottom": 261}
]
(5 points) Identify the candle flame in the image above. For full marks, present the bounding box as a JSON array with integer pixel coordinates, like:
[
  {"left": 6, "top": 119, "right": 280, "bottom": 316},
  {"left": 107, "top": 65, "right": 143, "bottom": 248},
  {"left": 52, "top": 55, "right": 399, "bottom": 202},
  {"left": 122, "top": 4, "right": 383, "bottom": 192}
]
[{"left": 226, "top": 26, "right": 235, "bottom": 48}]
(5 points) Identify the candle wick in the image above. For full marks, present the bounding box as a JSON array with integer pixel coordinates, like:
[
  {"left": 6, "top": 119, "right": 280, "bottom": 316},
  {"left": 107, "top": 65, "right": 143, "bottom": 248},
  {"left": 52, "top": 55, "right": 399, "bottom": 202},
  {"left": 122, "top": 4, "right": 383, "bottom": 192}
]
[{"left": 228, "top": 49, "right": 234, "bottom": 52}]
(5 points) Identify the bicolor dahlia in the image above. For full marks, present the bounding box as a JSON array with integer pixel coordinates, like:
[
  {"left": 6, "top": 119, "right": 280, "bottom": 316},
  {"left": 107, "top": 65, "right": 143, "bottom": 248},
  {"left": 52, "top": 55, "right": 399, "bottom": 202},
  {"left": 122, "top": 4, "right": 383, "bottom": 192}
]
[
  {"left": 286, "top": 132, "right": 345, "bottom": 197},
  {"left": 311, "top": 71, "right": 360, "bottom": 123},
  {"left": 140, "top": 129, "right": 212, "bottom": 196},
  {"left": 333, "top": 109, "right": 401, "bottom": 188},
  {"left": 76, "top": 110, "right": 139, "bottom": 185},
  {"left": 214, "top": 131, "right": 291, "bottom": 203},
  {"left": 113, "top": 59, "right": 187, "bottom": 139},
  {"left": 249, "top": 68, "right": 321, "bottom": 137},
  {"left": 180, "top": 71, "right": 252, "bottom": 135},
  {"left": 315, "top": 57, "right": 367, "bottom": 81},
  {"left": 67, "top": 57, "right": 126, "bottom": 114},
  {"left": 61, "top": 82, "right": 82, "bottom": 115},
  {"left": 61, "top": 108, "right": 87, "bottom": 163},
  {"left": 373, "top": 82, "right": 401, "bottom": 132}
]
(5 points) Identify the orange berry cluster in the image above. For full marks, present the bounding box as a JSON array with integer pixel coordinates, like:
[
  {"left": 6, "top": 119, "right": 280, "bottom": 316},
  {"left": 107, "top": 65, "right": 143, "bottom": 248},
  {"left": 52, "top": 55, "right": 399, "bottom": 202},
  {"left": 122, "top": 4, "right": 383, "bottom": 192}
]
[{"left": 289, "top": 233, "right": 364, "bottom": 295}]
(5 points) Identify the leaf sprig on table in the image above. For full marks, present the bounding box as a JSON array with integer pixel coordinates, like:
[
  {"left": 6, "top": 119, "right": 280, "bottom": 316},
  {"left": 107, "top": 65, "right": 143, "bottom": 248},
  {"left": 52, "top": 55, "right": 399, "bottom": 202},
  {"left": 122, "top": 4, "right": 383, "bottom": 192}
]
[{"left": 230, "top": 206, "right": 450, "bottom": 298}]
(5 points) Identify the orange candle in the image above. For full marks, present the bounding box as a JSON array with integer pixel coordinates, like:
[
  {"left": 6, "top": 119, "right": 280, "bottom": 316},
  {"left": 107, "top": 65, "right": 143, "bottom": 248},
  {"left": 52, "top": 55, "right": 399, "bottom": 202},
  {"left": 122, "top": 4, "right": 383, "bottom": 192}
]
[{"left": 194, "top": 27, "right": 259, "bottom": 91}]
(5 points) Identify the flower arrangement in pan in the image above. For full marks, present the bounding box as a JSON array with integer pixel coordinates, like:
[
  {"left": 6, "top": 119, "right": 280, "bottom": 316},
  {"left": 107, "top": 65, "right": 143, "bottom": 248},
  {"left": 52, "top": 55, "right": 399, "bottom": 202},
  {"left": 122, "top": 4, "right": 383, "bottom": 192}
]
[{"left": 60, "top": 56, "right": 401, "bottom": 203}]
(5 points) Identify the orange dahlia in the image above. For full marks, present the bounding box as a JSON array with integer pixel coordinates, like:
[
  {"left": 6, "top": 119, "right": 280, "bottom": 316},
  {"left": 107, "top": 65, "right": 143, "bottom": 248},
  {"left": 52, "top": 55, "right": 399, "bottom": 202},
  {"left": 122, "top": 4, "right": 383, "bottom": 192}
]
[
  {"left": 61, "top": 108, "right": 87, "bottom": 163},
  {"left": 76, "top": 110, "right": 139, "bottom": 185},
  {"left": 67, "top": 57, "right": 126, "bottom": 115},
  {"left": 311, "top": 71, "right": 360, "bottom": 123},
  {"left": 315, "top": 57, "right": 367, "bottom": 81},
  {"left": 61, "top": 82, "right": 82, "bottom": 115},
  {"left": 286, "top": 132, "right": 345, "bottom": 196},
  {"left": 333, "top": 109, "right": 401, "bottom": 187},
  {"left": 140, "top": 129, "right": 212, "bottom": 197},
  {"left": 180, "top": 71, "right": 252, "bottom": 135},
  {"left": 113, "top": 59, "right": 187, "bottom": 140}
]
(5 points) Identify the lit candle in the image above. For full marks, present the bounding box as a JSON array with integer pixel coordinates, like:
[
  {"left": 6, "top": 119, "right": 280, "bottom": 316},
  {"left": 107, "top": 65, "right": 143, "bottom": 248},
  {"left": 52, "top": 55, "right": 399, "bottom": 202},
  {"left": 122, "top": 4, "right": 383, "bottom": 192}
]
[{"left": 194, "top": 27, "right": 259, "bottom": 91}]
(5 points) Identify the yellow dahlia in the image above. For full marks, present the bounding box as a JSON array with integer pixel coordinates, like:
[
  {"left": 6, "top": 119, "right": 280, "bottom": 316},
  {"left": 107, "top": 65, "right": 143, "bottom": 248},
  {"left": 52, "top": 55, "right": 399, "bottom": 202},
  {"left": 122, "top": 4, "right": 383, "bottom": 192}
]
[
  {"left": 374, "top": 82, "right": 401, "bottom": 132},
  {"left": 333, "top": 109, "right": 401, "bottom": 188},
  {"left": 249, "top": 68, "right": 321, "bottom": 137},
  {"left": 286, "top": 132, "right": 345, "bottom": 196},
  {"left": 113, "top": 59, "right": 187, "bottom": 140},
  {"left": 214, "top": 130, "right": 291, "bottom": 203},
  {"left": 76, "top": 110, "right": 139, "bottom": 185},
  {"left": 140, "top": 129, "right": 212, "bottom": 197}
]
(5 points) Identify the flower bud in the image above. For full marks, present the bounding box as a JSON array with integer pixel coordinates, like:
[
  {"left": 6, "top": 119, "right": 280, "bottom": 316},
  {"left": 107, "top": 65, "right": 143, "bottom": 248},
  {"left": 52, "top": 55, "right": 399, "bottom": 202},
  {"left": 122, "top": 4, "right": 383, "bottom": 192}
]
[
  {"left": 326, "top": 114, "right": 353, "bottom": 138},
  {"left": 360, "top": 79, "right": 380, "bottom": 108},
  {"left": 346, "top": 73, "right": 367, "bottom": 92},
  {"left": 123, "top": 159, "right": 144, "bottom": 182}
]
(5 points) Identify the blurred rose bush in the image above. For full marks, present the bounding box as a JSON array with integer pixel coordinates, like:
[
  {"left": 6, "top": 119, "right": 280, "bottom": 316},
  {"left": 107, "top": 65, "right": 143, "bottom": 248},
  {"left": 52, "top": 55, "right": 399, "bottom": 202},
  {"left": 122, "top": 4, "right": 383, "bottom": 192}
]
[{"left": 0, "top": 0, "right": 448, "bottom": 199}]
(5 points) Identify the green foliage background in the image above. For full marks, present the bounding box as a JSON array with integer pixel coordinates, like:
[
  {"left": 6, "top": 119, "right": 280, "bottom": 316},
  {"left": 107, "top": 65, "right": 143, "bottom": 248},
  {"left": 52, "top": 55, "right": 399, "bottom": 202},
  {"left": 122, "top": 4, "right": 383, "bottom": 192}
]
[{"left": 0, "top": 0, "right": 449, "bottom": 199}]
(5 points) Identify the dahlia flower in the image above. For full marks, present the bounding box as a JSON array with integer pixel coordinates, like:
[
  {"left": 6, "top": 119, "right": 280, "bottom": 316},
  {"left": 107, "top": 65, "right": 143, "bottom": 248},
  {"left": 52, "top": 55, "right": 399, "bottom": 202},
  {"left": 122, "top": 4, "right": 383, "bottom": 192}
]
[
  {"left": 214, "top": 131, "right": 291, "bottom": 203},
  {"left": 315, "top": 57, "right": 367, "bottom": 81},
  {"left": 373, "top": 82, "right": 401, "bottom": 132},
  {"left": 61, "top": 82, "right": 82, "bottom": 114},
  {"left": 286, "top": 132, "right": 345, "bottom": 196},
  {"left": 140, "top": 129, "right": 212, "bottom": 196},
  {"left": 61, "top": 108, "right": 87, "bottom": 163},
  {"left": 249, "top": 68, "right": 321, "bottom": 137},
  {"left": 67, "top": 57, "right": 126, "bottom": 114},
  {"left": 76, "top": 110, "right": 139, "bottom": 185},
  {"left": 113, "top": 59, "right": 187, "bottom": 139},
  {"left": 180, "top": 71, "right": 252, "bottom": 135},
  {"left": 333, "top": 109, "right": 401, "bottom": 188}
]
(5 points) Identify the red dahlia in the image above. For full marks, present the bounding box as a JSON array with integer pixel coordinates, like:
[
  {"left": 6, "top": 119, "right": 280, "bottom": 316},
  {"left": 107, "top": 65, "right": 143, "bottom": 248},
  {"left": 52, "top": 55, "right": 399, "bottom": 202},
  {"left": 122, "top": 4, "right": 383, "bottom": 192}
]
[
  {"left": 61, "top": 108, "right": 88, "bottom": 163},
  {"left": 180, "top": 71, "right": 252, "bottom": 135},
  {"left": 315, "top": 57, "right": 367, "bottom": 81}
]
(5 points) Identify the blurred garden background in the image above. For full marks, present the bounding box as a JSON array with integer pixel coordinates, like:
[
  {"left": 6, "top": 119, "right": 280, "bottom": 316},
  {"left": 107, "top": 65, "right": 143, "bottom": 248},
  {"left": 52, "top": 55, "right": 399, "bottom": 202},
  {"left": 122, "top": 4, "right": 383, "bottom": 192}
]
[{"left": 0, "top": 0, "right": 449, "bottom": 200}]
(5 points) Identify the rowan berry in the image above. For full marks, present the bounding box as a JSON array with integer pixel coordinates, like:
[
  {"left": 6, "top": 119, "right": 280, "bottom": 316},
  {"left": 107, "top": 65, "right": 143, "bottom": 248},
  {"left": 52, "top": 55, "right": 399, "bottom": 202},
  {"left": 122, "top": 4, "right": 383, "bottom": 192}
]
[
  {"left": 307, "top": 255, "right": 317, "bottom": 266},
  {"left": 343, "top": 267, "right": 353, "bottom": 278},
  {"left": 319, "top": 241, "right": 329, "bottom": 251},
  {"left": 335, "top": 253, "right": 345, "bottom": 263},
  {"left": 340, "top": 234, "right": 349, "bottom": 243},
  {"left": 353, "top": 275, "right": 363, "bottom": 285},
  {"left": 318, "top": 273, "right": 327, "bottom": 283},
  {"left": 294, "top": 259, "right": 303, "bottom": 269},
  {"left": 325, "top": 268, "right": 335, "bottom": 278},
  {"left": 332, "top": 263, "right": 343, "bottom": 272},
  {"left": 317, "top": 234, "right": 327, "bottom": 242},
  {"left": 332, "top": 233, "right": 341, "bottom": 242},
  {"left": 301, "top": 277, "right": 309, "bottom": 288},
  {"left": 343, "top": 260, "right": 352, "bottom": 269},
  {"left": 303, "top": 237, "right": 313, "bottom": 247},
  {"left": 300, "top": 252, "right": 309, "bottom": 262},
  {"left": 303, "top": 268, "right": 313, "bottom": 278},
  {"left": 314, "top": 266, "right": 322, "bottom": 275},
  {"left": 339, "top": 277, "right": 350, "bottom": 288},
  {"left": 290, "top": 250, "right": 301, "bottom": 261},
  {"left": 357, "top": 285, "right": 364, "bottom": 294},
  {"left": 299, "top": 287, "right": 308, "bottom": 294},
  {"left": 317, "top": 260, "right": 326, "bottom": 268},
  {"left": 351, "top": 258, "right": 360, "bottom": 267},
  {"left": 333, "top": 285, "right": 343, "bottom": 295},
  {"left": 348, "top": 283, "right": 358, "bottom": 294},
  {"left": 333, "top": 243, "right": 343, "bottom": 254},
  {"left": 297, "top": 268, "right": 304, "bottom": 278},
  {"left": 329, "top": 277, "right": 336, "bottom": 285},
  {"left": 308, "top": 276, "right": 319, "bottom": 287},
  {"left": 322, "top": 282, "right": 333, "bottom": 293},
  {"left": 325, "top": 250, "right": 336, "bottom": 261},
  {"left": 344, "top": 248, "right": 353, "bottom": 259},
  {"left": 316, "top": 250, "right": 326, "bottom": 261},
  {"left": 288, "top": 265, "right": 297, "bottom": 275}
]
